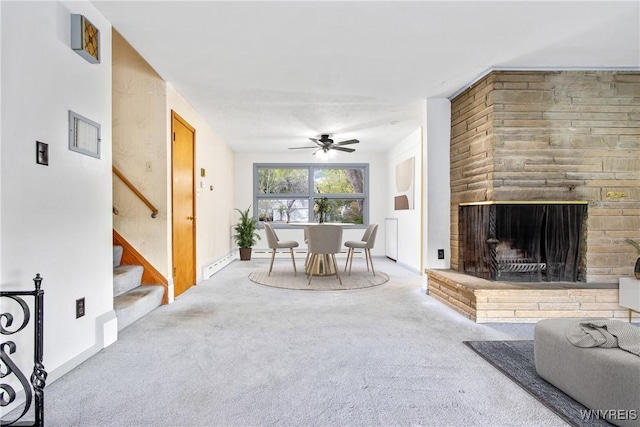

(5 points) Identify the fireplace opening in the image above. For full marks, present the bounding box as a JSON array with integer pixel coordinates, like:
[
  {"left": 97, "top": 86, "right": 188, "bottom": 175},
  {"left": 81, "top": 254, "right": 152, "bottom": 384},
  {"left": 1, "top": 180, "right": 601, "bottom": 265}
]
[{"left": 459, "top": 203, "right": 587, "bottom": 282}]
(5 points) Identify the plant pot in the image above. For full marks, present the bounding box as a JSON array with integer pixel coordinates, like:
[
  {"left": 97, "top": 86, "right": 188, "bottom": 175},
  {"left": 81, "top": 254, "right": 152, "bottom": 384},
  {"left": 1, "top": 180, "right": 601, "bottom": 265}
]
[
  {"left": 635, "top": 257, "right": 640, "bottom": 280},
  {"left": 239, "top": 247, "right": 252, "bottom": 261}
]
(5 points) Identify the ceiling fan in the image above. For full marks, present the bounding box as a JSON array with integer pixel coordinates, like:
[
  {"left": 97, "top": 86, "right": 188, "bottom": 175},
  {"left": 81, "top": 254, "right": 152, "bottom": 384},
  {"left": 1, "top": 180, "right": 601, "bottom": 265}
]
[{"left": 288, "top": 134, "right": 359, "bottom": 155}]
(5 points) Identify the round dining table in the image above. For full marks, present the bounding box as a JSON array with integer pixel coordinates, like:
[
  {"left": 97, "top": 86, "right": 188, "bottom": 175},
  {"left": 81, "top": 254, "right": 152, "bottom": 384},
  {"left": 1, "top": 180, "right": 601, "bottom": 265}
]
[{"left": 286, "top": 222, "right": 357, "bottom": 276}]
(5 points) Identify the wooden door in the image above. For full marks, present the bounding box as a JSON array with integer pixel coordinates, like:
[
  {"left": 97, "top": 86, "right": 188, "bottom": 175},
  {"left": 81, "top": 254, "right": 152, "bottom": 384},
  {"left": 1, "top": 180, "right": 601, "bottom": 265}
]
[{"left": 171, "top": 111, "right": 196, "bottom": 297}]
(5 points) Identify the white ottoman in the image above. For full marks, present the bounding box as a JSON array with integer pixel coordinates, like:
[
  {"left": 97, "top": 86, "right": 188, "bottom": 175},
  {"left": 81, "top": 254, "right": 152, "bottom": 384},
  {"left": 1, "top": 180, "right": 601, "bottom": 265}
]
[{"left": 534, "top": 318, "right": 640, "bottom": 427}]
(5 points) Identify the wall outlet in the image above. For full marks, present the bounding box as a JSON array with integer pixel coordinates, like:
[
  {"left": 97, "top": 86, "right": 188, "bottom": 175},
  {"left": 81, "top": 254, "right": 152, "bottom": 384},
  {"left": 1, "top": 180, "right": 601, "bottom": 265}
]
[
  {"left": 437, "top": 249, "right": 445, "bottom": 259},
  {"left": 76, "top": 297, "right": 85, "bottom": 319}
]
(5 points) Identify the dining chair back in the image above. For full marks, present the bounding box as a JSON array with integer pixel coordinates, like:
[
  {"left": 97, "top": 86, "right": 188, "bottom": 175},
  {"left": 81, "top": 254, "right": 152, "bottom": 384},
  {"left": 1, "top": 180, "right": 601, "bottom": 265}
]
[
  {"left": 344, "top": 223, "right": 378, "bottom": 276},
  {"left": 364, "top": 224, "right": 378, "bottom": 250},
  {"left": 264, "top": 223, "right": 299, "bottom": 276},
  {"left": 361, "top": 223, "right": 376, "bottom": 243},
  {"left": 306, "top": 224, "right": 343, "bottom": 286}
]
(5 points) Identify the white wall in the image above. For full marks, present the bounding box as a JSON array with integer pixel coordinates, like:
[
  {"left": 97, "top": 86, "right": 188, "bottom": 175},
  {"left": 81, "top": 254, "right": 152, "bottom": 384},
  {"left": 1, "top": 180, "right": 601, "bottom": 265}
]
[
  {"left": 423, "top": 98, "right": 451, "bottom": 269},
  {"left": 1, "top": 0, "right": 114, "bottom": 388},
  {"left": 112, "top": 35, "right": 236, "bottom": 292},
  {"left": 385, "top": 129, "right": 423, "bottom": 273},
  {"left": 112, "top": 30, "right": 169, "bottom": 279},
  {"left": 0, "top": 1, "right": 3, "bottom": 280},
  {"left": 233, "top": 150, "right": 388, "bottom": 256},
  {"left": 166, "top": 84, "right": 236, "bottom": 282}
]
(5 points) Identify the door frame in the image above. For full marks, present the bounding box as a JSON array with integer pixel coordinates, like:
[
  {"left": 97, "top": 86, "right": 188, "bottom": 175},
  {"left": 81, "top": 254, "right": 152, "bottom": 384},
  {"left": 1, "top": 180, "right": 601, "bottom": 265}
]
[{"left": 171, "top": 110, "right": 196, "bottom": 296}]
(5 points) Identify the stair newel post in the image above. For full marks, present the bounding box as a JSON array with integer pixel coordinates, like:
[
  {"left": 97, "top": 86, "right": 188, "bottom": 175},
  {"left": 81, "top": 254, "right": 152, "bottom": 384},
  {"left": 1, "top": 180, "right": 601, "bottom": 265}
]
[{"left": 32, "top": 274, "right": 46, "bottom": 427}]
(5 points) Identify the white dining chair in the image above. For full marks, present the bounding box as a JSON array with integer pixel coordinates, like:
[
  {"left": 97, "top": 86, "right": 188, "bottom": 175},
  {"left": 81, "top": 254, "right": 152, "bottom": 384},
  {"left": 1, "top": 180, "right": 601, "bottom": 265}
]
[
  {"left": 306, "top": 224, "right": 343, "bottom": 286},
  {"left": 344, "top": 223, "right": 378, "bottom": 276},
  {"left": 303, "top": 226, "right": 310, "bottom": 268},
  {"left": 264, "top": 223, "right": 299, "bottom": 276}
]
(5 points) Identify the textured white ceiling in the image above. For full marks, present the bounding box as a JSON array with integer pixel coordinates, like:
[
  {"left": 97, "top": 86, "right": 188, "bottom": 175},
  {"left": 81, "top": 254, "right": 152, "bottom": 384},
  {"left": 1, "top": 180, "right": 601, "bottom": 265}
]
[{"left": 92, "top": 1, "right": 640, "bottom": 153}]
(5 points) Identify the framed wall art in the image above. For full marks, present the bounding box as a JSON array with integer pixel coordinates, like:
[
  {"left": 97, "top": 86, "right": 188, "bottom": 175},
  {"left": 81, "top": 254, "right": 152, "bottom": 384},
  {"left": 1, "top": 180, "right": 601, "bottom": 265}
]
[{"left": 394, "top": 156, "right": 415, "bottom": 210}]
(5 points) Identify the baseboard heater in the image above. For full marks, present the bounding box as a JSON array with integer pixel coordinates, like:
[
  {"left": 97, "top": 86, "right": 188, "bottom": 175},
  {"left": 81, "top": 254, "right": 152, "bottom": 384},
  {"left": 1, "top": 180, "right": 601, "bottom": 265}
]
[{"left": 202, "top": 251, "right": 236, "bottom": 280}]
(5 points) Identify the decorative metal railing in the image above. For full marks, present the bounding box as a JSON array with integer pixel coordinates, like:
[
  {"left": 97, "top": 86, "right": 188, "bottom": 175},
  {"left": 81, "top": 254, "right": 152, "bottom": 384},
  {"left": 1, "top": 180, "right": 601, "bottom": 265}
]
[{"left": 1, "top": 274, "right": 46, "bottom": 427}]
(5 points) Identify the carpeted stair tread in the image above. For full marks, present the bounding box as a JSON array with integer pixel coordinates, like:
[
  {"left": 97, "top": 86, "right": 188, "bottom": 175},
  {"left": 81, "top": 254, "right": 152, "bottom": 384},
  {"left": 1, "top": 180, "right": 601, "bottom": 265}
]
[
  {"left": 112, "top": 244, "right": 164, "bottom": 331},
  {"left": 113, "top": 245, "right": 123, "bottom": 268},
  {"left": 114, "top": 285, "right": 164, "bottom": 331},
  {"left": 113, "top": 265, "right": 144, "bottom": 297}
]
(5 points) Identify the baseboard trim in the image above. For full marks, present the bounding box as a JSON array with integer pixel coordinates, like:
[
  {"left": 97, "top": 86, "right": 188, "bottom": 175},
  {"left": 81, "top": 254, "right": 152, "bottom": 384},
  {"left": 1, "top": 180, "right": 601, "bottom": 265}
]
[
  {"left": 396, "top": 260, "right": 421, "bottom": 275},
  {"left": 52, "top": 309, "right": 117, "bottom": 380},
  {"left": 2, "top": 311, "right": 115, "bottom": 416},
  {"left": 167, "top": 279, "right": 175, "bottom": 304},
  {"left": 251, "top": 248, "right": 353, "bottom": 259},
  {"left": 47, "top": 343, "right": 102, "bottom": 385},
  {"left": 4, "top": 345, "right": 101, "bottom": 414}
]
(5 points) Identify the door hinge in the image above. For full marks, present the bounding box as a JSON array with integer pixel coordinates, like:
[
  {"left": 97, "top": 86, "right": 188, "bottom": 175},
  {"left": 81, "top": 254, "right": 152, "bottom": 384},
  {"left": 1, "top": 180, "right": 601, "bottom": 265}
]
[
  {"left": 173, "top": 132, "right": 176, "bottom": 141},
  {"left": 173, "top": 267, "right": 177, "bottom": 277}
]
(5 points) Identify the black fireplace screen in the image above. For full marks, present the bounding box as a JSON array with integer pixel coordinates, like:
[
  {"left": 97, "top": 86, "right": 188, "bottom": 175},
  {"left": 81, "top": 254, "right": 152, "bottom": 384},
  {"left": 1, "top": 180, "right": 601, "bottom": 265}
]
[{"left": 460, "top": 204, "right": 586, "bottom": 282}]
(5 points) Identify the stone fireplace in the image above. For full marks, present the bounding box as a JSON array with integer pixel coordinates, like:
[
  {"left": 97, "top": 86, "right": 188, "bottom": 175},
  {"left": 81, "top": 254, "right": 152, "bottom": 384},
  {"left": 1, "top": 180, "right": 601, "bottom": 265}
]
[
  {"left": 449, "top": 70, "right": 639, "bottom": 284},
  {"left": 426, "top": 70, "right": 639, "bottom": 323}
]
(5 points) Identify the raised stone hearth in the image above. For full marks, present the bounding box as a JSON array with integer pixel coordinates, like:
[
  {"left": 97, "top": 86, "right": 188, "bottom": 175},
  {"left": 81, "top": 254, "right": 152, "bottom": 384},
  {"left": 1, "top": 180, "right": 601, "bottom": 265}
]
[{"left": 426, "top": 269, "right": 634, "bottom": 323}]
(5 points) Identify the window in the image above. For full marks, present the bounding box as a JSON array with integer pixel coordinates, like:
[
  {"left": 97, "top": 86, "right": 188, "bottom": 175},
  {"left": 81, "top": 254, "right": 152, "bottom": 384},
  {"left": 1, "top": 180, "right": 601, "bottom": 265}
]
[{"left": 255, "top": 164, "right": 368, "bottom": 226}]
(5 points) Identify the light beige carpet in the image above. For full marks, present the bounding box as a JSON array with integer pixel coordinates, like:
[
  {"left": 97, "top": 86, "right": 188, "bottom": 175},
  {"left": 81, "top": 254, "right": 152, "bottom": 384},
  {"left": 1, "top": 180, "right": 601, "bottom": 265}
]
[{"left": 248, "top": 269, "right": 389, "bottom": 290}]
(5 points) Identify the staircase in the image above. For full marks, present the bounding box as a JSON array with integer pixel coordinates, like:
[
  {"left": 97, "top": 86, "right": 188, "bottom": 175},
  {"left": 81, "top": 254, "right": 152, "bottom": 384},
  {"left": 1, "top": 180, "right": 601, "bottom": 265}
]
[{"left": 113, "top": 245, "right": 164, "bottom": 331}]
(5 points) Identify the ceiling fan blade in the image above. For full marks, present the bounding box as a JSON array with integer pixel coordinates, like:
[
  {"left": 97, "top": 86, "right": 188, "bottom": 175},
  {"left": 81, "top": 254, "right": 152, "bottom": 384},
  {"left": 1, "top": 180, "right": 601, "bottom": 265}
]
[
  {"left": 309, "top": 137, "right": 324, "bottom": 147},
  {"left": 331, "top": 146, "right": 356, "bottom": 153},
  {"left": 288, "top": 146, "right": 317, "bottom": 149},
  {"left": 336, "top": 139, "right": 359, "bottom": 146}
]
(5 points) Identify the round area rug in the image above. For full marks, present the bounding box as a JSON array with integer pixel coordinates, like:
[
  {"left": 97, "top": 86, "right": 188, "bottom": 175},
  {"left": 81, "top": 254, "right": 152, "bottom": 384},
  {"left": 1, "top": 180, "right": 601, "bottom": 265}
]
[{"left": 248, "top": 269, "right": 389, "bottom": 290}]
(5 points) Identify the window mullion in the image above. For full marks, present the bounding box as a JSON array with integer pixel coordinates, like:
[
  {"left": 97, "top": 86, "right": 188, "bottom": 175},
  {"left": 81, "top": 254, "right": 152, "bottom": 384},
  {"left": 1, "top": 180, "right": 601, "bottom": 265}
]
[{"left": 307, "top": 165, "right": 314, "bottom": 221}]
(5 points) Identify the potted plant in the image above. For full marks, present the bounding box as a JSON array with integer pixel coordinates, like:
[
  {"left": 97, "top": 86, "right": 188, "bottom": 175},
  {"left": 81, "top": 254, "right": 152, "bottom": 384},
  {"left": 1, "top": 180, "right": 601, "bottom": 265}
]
[
  {"left": 314, "top": 197, "right": 330, "bottom": 223},
  {"left": 624, "top": 238, "right": 640, "bottom": 279},
  {"left": 233, "top": 206, "right": 260, "bottom": 260}
]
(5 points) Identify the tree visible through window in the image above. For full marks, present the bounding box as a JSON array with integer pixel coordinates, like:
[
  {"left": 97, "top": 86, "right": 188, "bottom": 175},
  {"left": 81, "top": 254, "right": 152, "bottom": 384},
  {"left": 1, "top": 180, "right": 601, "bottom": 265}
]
[{"left": 255, "top": 164, "right": 368, "bottom": 225}]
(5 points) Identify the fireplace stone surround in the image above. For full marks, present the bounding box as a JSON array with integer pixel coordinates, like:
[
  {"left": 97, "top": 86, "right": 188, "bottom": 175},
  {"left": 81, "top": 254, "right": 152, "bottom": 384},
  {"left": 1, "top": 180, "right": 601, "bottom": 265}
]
[
  {"left": 425, "top": 70, "right": 639, "bottom": 322},
  {"left": 448, "top": 70, "right": 639, "bottom": 284}
]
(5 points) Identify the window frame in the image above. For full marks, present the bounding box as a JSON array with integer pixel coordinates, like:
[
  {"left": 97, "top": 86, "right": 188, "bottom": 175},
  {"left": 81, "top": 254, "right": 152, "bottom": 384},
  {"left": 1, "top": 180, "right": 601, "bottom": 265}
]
[{"left": 253, "top": 163, "right": 369, "bottom": 229}]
